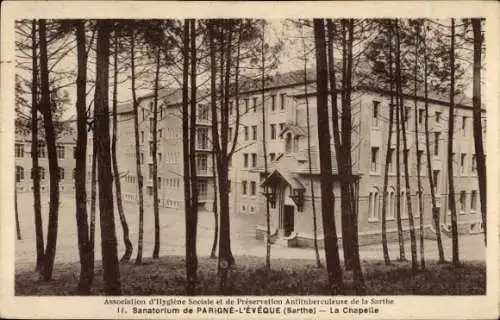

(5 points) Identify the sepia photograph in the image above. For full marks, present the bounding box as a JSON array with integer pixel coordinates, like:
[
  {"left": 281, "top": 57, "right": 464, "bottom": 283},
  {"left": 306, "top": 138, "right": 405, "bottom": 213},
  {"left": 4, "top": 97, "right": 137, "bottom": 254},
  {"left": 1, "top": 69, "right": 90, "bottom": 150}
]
[{"left": 1, "top": 1, "right": 499, "bottom": 319}]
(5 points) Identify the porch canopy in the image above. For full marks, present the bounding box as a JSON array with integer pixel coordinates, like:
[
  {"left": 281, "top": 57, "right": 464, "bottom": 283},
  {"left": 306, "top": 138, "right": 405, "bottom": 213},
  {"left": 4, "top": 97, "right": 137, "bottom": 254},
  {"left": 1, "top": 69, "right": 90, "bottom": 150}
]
[{"left": 260, "top": 169, "right": 305, "bottom": 190}]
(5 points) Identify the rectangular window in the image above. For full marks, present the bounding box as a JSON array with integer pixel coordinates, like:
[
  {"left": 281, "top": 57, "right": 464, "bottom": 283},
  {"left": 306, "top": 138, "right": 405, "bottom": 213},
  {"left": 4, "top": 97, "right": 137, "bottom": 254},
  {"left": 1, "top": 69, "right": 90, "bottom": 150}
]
[
  {"left": 388, "top": 148, "right": 395, "bottom": 173},
  {"left": 371, "top": 147, "right": 379, "bottom": 172},
  {"left": 243, "top": 153, "right": 249, "bottom": 168},
  {"left": 160, "top": 107, "right": 163, "bottom": 120},
  {"left": 470, "top": 190, "right": 477, "bottom": 211},
  {"left": 15, "top": 144, "right": 24, "bottom": 158},
  {"left": 198, "top": 180, "right": 208, "bottom": 199},
  {"left": 472, "top": 154, "right": 477, "bottom": 173},
  {"left": 148, "top": 164, "right": 153, "bottom": 179},
  {"left": 196, "top": 127, "right": 209, "bottom": 150},
  {"left": 271, "top": 95, "right": 276, "bottom": 111},
  {"left": 417, "top": 150, "right": 424, "bottom": 176},
  {"left": 16, "top": 166, "right": 24, "bottom": 182},
  {"left": 462, "top": 116, "right": 467, "bottom": 136},
  {"left": 460, "top": 153, "right": 466, "bottom": 175},
  {"left": 280, "top": 93, "right": 286, "bottom": 110},
  {"left": 253, "top": 97, "right": 257, "bottom": 112},
  {"left": 158, "top": 152, "right": 162, "bottom": 162},
  {"left": 142, "top": 108, "right": 145, "bottom": 120},
  {"left": 39, "top": 144, "right": 46, "bottom": 158},
  {"left": 56, "top": 145, "right": 65, "bottom": 159},
  {"left": 432, "top": 170, "right": 440, "bottom": 190},
  {"left": 198, "top": 104, "right": 209, "bottom": 121},
  {"left": 250, "top": 181, "right": 256, "bottom": 196},
  {"left": 252, "top": 125, "right": 257, "bottom": 140},
  {"left": 460, "top": 191, "right": 466, "bottom": 211},
  {"left": 418, "top": 109, "right": 424, "bottom": 124},
  {"left": 228, "top": 127, "right": 233, "bottom": 142},
  {"left": 279, "top": 123, "right": 285, "bottom": 138},
  {"left": 58, "top": 167, "right": 65, "bottom": 180},
  {"left": 242, "top": 181, "right": 247, "bottom": 195},
  {"left": 270, "top": 124, "right": 276, "bottom": 140},
  {"left": 251, "top": 153, "right": 257, "bottom": 167},
  {"left": 149, "top": 141, "right": 154, "bottom": 157},
  {"left": 150, "top": 101, "right": 154, "bottom": 112},
  {"left": 434, "top": 132, "right": 440, "bottom": 156},
  {"left": 245, "top": 98, "right": 249, "bottom": 113},
  {"left": 435, "top": 111, "right": 441, "bottom": 123},
  {"left": 229, "top": 101, "right": 233, "bottom": 115},
  {"left": 244, "top": 126, "right": 249, "bottom": 141},
  {"left": 140, "top": 153, "right": 144, "bottom": 164},
  {"left": 159, "top": 129, "right": 162, "bottom": 138},
  {"left": 197, "top": 154, "right": 208, "bottom": 174},
  {"left": 269, "top": 153, "right": 276, "bottom": 162},
  {"left": 228, "top": 180, "right": 231, "bottom": 193},
  {"left": 405, "top": 107, "right": 410, "bottom": 123},
  {"left": 372, "top": 101, "right": 379, "bottom": 127},
  {"left": 141, "top": 131, "right": 144, "bottom": 143}
]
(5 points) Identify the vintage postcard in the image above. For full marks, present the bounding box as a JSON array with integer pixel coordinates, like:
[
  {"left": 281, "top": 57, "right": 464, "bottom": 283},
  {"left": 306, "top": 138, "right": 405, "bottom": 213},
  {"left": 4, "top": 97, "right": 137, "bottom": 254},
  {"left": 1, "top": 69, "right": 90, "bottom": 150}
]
[{"left": 0, "top": 1, "right": 498, "bottom": 319}]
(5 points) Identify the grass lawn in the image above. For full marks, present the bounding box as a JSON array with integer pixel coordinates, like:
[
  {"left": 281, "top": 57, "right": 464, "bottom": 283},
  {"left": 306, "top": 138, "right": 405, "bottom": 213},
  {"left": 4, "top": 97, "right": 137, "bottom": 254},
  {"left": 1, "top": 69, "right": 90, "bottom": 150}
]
[{"left": 15, "top": 255, "right": 485, "bottom": 296}]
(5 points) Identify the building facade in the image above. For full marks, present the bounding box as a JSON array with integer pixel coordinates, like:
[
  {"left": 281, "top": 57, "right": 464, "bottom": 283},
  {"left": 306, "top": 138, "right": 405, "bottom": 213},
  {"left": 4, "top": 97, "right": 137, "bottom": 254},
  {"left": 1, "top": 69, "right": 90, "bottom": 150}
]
[{"left": 15, "top": 130, "right": 77, "bottom": 194}]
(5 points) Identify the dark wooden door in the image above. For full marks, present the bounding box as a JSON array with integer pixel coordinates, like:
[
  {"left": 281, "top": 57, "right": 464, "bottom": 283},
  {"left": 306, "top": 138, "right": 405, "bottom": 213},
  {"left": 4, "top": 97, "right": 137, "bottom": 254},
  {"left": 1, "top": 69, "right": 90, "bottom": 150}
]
[{"left": 283, "top": 205, "right": 294, "bottom": 236}]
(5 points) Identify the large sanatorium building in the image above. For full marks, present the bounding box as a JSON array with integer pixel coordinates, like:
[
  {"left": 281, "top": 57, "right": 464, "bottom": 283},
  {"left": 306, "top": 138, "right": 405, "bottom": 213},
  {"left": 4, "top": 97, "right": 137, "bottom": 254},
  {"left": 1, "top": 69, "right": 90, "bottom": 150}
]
[{"left": 15, "top": 68, "right": 486, "bottom": 247}]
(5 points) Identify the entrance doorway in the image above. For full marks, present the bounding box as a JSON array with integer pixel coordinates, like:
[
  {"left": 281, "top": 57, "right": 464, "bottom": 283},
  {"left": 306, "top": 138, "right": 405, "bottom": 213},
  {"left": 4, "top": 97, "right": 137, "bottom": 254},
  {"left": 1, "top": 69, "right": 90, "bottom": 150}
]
[{"left": 283, "top": 205, "right": 294, "bottom": 236}]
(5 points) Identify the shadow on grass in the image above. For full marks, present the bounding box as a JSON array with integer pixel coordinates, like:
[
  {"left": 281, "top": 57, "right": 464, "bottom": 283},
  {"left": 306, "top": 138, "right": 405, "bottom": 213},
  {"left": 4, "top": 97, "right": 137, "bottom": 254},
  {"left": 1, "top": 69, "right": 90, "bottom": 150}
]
[{"left": 15, "top": 255, "right": 485, "bottom": 296}]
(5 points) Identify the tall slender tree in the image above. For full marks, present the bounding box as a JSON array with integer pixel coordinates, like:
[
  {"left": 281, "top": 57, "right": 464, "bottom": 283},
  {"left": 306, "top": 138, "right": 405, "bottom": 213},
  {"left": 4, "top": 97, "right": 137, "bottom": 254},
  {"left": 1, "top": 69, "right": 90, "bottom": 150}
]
[
  {"left": 423, "top": 22, "right": 445, "bottom": 263},
  {"left": 313, "top": 18, "right": 343, "bottom": 294},
  {"left": 302, "top": 24, "right": 322, "bottom": 268},
  {"left": 395, "top": 20, "right": 418, "bottom": 273},
  {"left": 131, "top": 25, "right": 146, "bottom": 265},
  {"left": 94, "top": 19, "right": 121, "bottom": 294},
  {"left": 471, "top": 18, "right": 486, "bottom": 245},
  {"left": 111, "top": 28, "right": 133, "bottom": 262},
  {"left": 152, "top": 44, "right": 161, "bottom": 259},
  {"left": 39, "top": 19, "right": 61, "bottom": 281},
  {"left": 30, "top": 19, "right": 44, "bottom": 271},
  {"left": 186, "top": 18, "right": 199, "bottom": 294},
  {"left": 15, "top": 179, "right": 22, "bottom": 240},
  {"left": 411, "top": 20, "right": 425, "bottom": 269},
  {"left": 210, "top": 149, "right": 219, "bottom": 259},
  {"left": 74, "top": 20, "right": 93, "bottom": 294},
  {"left": 260, "top": 20, "right": 272, "bottom": 273},
  {"left": 448, "top": 18, "right": 459, "bottom": 266}
]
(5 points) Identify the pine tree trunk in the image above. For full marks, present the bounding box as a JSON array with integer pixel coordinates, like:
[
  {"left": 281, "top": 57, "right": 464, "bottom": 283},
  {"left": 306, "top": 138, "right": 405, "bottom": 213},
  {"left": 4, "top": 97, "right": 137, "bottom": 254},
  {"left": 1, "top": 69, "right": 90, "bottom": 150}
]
[
  {"left": 395, "top": 20, "right": 418, "bottom": 273},
  {"left": 30, "top": 19, "right": 44, "bottom": 270},
  {"left": 130, "top": 27, "right": 145, "bottom": 265},
  {"left": 303, "top": 27, "right": 322, "bottom": 269},
  {"left": 94, "top": 19, "right": 121, "bottom": 295},
  {"left": 75, "top": 20, "right": 93, "bottom": 294},
  {"left": 186, "top": 19, "right": 199, "bottom": 294},
  {"left": 260, "top": 20, "right": 272, "bottom": 273},
  {"left": 394, "top": 23, "right": 406, "bottom": 261},
  {"left": 210, "top": 150, "right": 218, "bottom": 259},
  {"left": 423, "top": 25, "right": 445, "bottom": 263},
  {"left": 111, "top": 29, "right": 133, "bottom": 263},
  {"left": 413, "top": 27, "right": 425, "bottom": 269},
  {"left": 471, "top": 18, "right": 486, "bottom": 246},
  {"left": 448, "top": 19, "right": 460, "bottom": 266},
  {"left": 313, "top": 18, "right": 343, "bottom": 294},
  {"left": 381, "top": 97, "right": 394, "bottom": 266},
  {"left": 39, "top": 19, "right": 61, "bottom": 282},
  {"left": 217, "top": 21, "right": 236, "bottom": 294},
  {"left": 89, "top": 125, "right": 97, "bottom": 278},
  {"left": 15, "top": 181, "right": 22, "bottom": 240},
  {"left": 182, "top": 19, "right": 194, "bottom": 294},
  {"left": 152, "top": 45, "right": 161, "bottom": 259}
]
